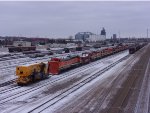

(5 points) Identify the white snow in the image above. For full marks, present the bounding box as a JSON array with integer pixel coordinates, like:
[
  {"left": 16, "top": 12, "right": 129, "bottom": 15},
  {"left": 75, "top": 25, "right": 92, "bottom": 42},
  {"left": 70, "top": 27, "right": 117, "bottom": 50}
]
[
  {"left": 41, "top": 57, "right": 128, "bottom": 113},
  {"left": 0, "top": 50, "right": 130, "bottom": 113},
  {"left": 134, "top": 58, "right": 150, "bottom": 113}
]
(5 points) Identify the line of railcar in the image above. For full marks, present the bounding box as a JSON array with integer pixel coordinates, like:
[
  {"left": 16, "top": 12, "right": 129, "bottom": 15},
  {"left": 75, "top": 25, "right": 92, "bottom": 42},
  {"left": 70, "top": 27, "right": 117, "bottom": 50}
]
[
  {"left": 24, "top": 51, "right": 54, "bottom": 58},
  {"left": 8, "top": 46, "right": 36, "bottom": 52},
  {"left": 15, "top": 44, "right": 129, "bottom": 85},
  {"left": 129, "top": 43, "right": 147, "bottom": 54},
  {"left": 48, "top": 45, "right": 128, "bottom": 75}
]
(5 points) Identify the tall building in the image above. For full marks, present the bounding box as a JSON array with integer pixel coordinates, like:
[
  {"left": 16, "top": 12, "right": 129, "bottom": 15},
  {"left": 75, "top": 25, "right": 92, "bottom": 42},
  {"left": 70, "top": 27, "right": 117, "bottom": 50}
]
[
  {"left": 101, "top": 27, "right": 106, "bottom": 36},
  {"left": 113, "top": 34, "right": 117, "bottom": 40},
  {"left": 100, "top": 27, "right": 106, "bottom": 40}
]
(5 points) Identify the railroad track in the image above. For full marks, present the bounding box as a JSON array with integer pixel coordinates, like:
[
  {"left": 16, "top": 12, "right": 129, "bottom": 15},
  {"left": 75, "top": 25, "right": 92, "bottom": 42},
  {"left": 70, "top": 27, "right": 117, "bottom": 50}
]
[
  {"left": 100, "top": 45, "right": 149, "bottom": 113},
  {"left": 0, "top": 49, "right": 125, "bottom": 70},
  {"left": 0, "top": 55, "right": 58, "bottom": 84},
  {"left": 27, "top": 55, "right": 129, "bottom": 113},
  {"left": 106, "top": 69, "right": 140, "bottom": 113},
  {"left": 0, "top": 51, "right": 128, "bottom": 99},
  {"left": 0, "top": 57, "right": 50, "bottom": 74},
  {"left": 0, "top": 50, "right": 127, "bottom": 76},
  {"left": 0, "top": 51, "right": 79, "bottom": 71},
  {"left": 0, "top": 54, "right": 75, "bottom": 88},
  {"left": 85, "top": 45, "right": 146, "bottom": 113},
  {"left": 0, "top": 50, "right": 81, "bottom": 64},
  {"left": 0, "top": 55, "right": 27, "bottom": 61},
  {"left": 54, "top": 45, "right": 149, "bottom": 113},
  {"left": 0, "top": 56, "right": 51, "bottom": 70},
  {"left": 0, "top": 79, "right": 16, "bottom": 87},
  {"left": 134, "top": 59, "right": 150, "bottom": 113},
  {"left": 90, "top": 55, "right": 140, "bottom": 113},
  {"left": 2, "top": 54, "right": 129, "bottom": 113}
]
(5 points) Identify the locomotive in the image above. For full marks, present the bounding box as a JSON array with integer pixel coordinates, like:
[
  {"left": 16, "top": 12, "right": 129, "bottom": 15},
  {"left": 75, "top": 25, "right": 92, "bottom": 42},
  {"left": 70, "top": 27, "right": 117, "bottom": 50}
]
[
  {"left": 48, "top": 53, "right": 92, "bottom": 75},
  {"left": 16, "top": 62, "right": 48, "bottom": 85},
  {"left": 16, "top": 44, "right": 129, "bottom": 85}
]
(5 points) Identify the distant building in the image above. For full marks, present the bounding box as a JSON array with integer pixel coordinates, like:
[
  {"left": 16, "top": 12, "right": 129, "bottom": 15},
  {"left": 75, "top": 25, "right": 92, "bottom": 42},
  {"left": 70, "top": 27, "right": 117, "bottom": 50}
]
[
  {"left": 87, "top": 34, "right": 106, "bottom": 42},
  {"left": 13, "top": 41, "right": 31, "bottom": 47},
  {"left": 100, "top": 27, "right": 106, "bottom": 39},
  {"left": 113, "top": 34, "right": 117, "bottom": 40},
  {"left": 26, "top": 38, "right": 49, "bottom": 45},
  {"left": 75, "top": 28, "right": 106, "bottom": 42},
  {"left": 101, "top": 28, "right": 106, "bottom": 35},
  {"left": 75, "top": 32, "right": 93, "bottom": 41}
]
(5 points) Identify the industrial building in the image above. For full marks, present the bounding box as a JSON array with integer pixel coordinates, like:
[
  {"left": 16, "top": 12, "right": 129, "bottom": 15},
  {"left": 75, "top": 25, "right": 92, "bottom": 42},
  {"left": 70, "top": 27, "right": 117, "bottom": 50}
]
[
  {"left": 13, "top": 41, "right": 31, "bottom": 47},
  {"left": 75, "top": 32, "right": 93, "bottom": 41},
  {"left": 75, "top": 27, "right": 106, "bottom": 42},
  {"left": 113, "top": 34, "right": 117, "bottom": 40}
]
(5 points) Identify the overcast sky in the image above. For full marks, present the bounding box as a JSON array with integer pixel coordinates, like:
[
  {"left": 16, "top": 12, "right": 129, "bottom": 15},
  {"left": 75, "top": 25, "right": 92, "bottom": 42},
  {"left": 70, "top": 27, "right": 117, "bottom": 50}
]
[{"left": 0, "top": 1, "right": 150, "bottom": 38}]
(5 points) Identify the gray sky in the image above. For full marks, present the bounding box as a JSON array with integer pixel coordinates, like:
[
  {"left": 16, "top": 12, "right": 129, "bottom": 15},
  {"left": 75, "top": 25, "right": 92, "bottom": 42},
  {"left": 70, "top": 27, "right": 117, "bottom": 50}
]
[{"left": 0, "top": 1, "right": 150, "bottom": 38}]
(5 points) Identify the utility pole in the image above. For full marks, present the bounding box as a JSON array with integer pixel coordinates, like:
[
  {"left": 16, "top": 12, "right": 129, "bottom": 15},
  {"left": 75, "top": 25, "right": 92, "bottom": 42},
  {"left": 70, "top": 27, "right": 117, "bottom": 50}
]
[
  {"left": 147, "top": 28, "right": 149, "bottom": 38},
  {"left": 118, "top": 31, "right": 121, "bottom": 38},
  {"left": 118, "top": 31, "right": 121, "bottom": 42}
]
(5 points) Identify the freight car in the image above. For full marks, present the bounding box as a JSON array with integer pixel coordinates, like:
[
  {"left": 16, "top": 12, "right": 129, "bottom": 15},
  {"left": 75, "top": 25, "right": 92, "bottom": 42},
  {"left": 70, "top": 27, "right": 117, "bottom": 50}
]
[
  {"left": 24, "top": 50, "right": 53, "bottom": 58},
  {"left": 80, "top": 52, "right": 90, "bottom": 64},
  {"left": 49, "top": 44, "right": 129, "bottom": 74},
  {"left": 16, "top": 62, "right": 48, "bottom": 85},
  {"left": 129, "top": 46, "right": 137, "bottom": 54},
  {"left": 16, "top": 44, "right": 129, "bottom": 85},
  {"left": 129, "top": 43, "right": 147, "bottom": 54},
  {"left": 22, "top": 50, "right": 41, "bottom": 54},
  {"left": 48, "top": 55, "right": 80, "bottom": 74},
  {"left": 8, "top": 46, "right": 36, "bottom": 52}
]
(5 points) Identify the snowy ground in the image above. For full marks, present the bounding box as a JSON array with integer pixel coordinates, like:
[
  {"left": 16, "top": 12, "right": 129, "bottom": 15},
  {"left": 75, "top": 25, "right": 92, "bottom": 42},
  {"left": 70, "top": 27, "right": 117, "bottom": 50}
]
[
  {"left": 0, "top": 50, "right": 129, "bottom": 113},
  {"left": 41, "top": 52, "right": 137, "bottom": 113},
  {"left": 0, "top": 47, "right": 8, "bottom": 52},
  {"left": 45, "top": 44, "right": 150, "bottom": 113},
  {"left": 0, "top": 45, "right": 150, "bottom": 113},
  {"left": 0, "top": 50, "right": 86, "bottom": 84}
]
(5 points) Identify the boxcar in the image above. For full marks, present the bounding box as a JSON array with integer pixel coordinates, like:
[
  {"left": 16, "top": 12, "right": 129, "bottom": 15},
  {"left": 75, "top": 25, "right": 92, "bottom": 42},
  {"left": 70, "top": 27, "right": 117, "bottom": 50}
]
[{"left": 9, "top": 46, "right": 36, "bottom": 52}]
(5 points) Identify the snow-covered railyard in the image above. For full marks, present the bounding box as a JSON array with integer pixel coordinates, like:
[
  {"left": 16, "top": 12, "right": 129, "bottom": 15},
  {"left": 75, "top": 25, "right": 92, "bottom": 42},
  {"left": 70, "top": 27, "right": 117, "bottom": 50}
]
[
  {"left": 0, "top": 45, "right": 150, "bottom": 113},
  {"left": 0, "top": 51, "right": 82, "bottom": 84}
]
